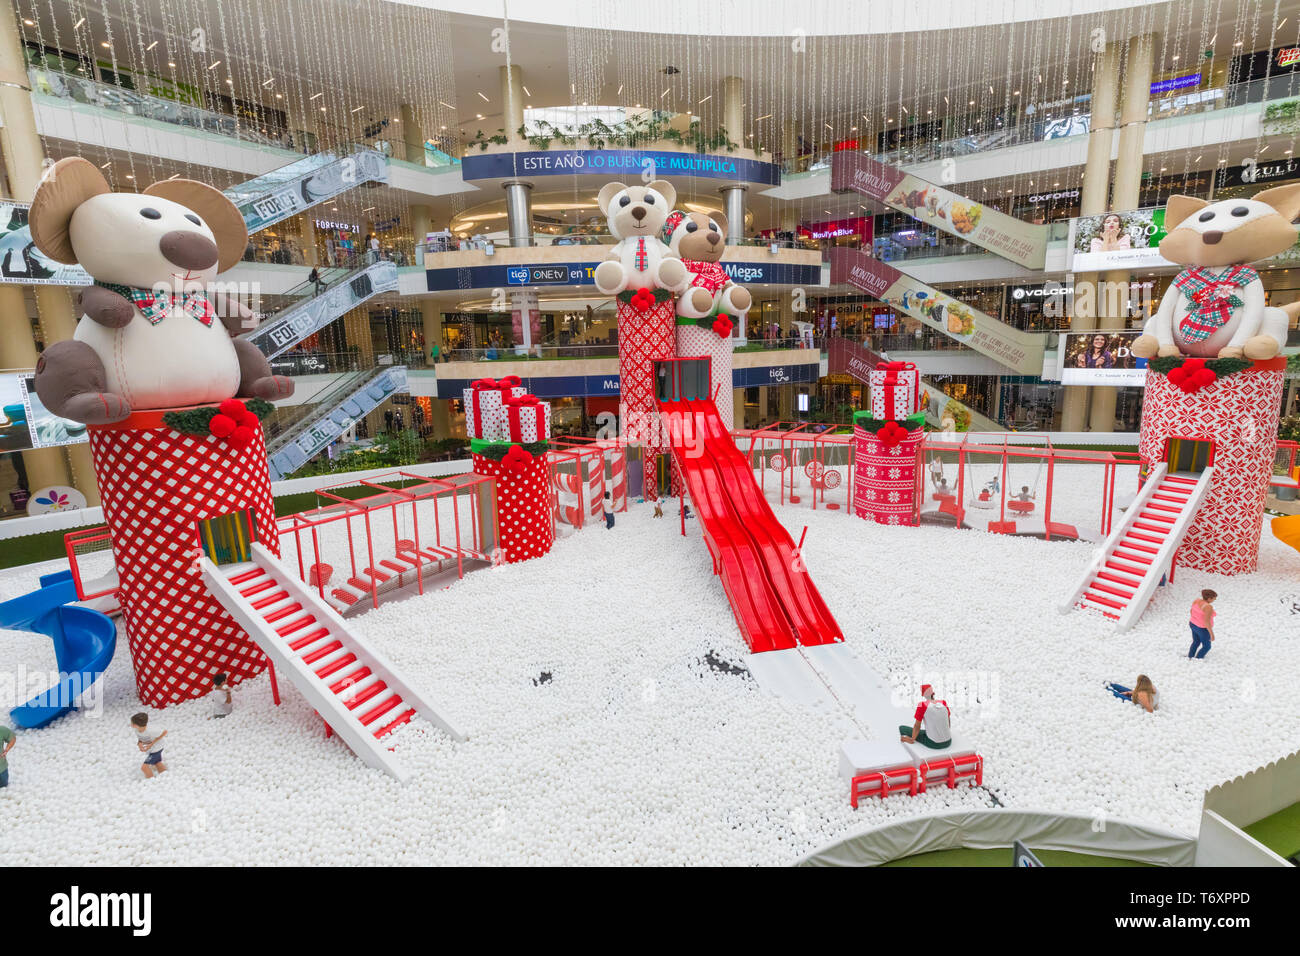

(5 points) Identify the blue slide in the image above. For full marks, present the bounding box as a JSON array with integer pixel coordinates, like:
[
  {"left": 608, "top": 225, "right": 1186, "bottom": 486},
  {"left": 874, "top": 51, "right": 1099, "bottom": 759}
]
[{"left": 0, "top": 570, "right": 116, "bottom": 729}]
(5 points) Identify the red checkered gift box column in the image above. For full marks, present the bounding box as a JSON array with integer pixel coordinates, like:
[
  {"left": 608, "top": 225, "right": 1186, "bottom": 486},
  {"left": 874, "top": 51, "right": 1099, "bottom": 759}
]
[
  {"left": 1137, "top": 359, "right": 1285, "bottom": 575},
  {"left": 675, "top": 324, "right": 735, "bottom": 430},
  {"left": 852, "top": 424, "right": 924, "bottom": 526},
  {"left": 617, "top": 297, "right": 678, "bottom": 500},
  {"left": 87, "top": 413, "right": 279, "bottom": 707},
  {"left": 473, "top": 451, "right": 555, "bottom": 563}
]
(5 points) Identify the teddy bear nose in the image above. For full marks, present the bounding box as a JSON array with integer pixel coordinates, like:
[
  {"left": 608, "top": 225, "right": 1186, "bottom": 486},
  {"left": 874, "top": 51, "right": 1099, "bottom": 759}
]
[
  {"left": 707, "top": 232, "right": 720, "bottom": 245},
  {"left": 159, "top": 231, "right": 219, "bottom": 270},
  {"left": 1201, "top": 230, "right": 1224, "bottom": 245},
  {"left": 630, "top": 206, "right": 647, "bottom": 221}
]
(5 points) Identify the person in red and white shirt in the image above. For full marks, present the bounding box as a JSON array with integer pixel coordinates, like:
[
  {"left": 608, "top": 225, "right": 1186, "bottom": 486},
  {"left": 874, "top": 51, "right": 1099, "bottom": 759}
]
[{"left": 900, "top": 684, "right": 952, "bottom": 750}]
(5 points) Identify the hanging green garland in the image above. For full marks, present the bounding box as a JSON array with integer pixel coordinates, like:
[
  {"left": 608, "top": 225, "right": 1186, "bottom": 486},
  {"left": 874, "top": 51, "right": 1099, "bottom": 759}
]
[
  {"left": 470, "top": 438, "right": 550, "bottom": 461},
  {"left": 1148, "top": 356, "right": 1252, "bottom": 379},
  {"left": 163, "top": 398, "right": 274, "bottom": 437}
]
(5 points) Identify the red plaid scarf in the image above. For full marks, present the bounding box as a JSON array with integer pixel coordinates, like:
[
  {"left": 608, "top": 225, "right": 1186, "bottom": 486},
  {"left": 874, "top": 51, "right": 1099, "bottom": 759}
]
[
  {"left": 633, "top": 238, "right": 648, "bottom": 272},
  {"left": 1173, "top": 265, "right": 1257, "bottom": 343},
  {"left": 97, "top": 281, "right": 215, "bottom": 328},
  {"left": 684, "top": 260, "right": 730, "bottom": 293}
]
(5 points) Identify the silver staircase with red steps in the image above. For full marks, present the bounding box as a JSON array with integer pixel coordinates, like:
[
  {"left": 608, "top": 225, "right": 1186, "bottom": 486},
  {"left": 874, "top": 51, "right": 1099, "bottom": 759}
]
[
  {"left": 324, "top": 544, "right": 489, "bottom": 615},
  {"left": 202, "top": 543, "right": 466, "bottom": 782},
  {"left": 1061, "top": 462, "right": 1214, "bottom": 630}
]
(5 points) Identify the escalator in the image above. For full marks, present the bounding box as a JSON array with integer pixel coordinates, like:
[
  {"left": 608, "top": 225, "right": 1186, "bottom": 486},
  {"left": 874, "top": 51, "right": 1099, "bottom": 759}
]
[
  {"left": 240, "top": 254, "right": 400, "bottom": 359},
  {"left": 225, "top": 144, "right": 389, "bottom": 233},
  {"left": 264, "top": 364, "right": 409, "bottom": 481}
]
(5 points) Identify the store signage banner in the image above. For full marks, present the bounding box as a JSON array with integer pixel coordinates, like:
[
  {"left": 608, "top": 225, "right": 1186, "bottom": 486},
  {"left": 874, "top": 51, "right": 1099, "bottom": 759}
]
[
  {"left": 426, "top": 259, "right": 822, "bottom": 292},
  {"left": 1057, "top": 330, "right": 1148, "bottom": 387},
  {"left": 831, "top": 152, "right": 1049, "bottom": 269},
  {"left": 0, "top": 372, "right": 89, "bottom": 454},
  {"left": 245, "top": 261, "right": 399, "bottom": 359},
  {"left": 1214, "top": 157, "right": 1300, "bottom": 190},
  {"left": 828, "top": 248, "right": 1044, "bottom": 375},
  {"left": 0, "top": 202, "right": 92, "bottom": 286},
  {"left": 1066, "top": 207, "right": 1174, "bottom": 272},
  {"left": 234, "top": 148, "right": 389, "bottom": 234},
  {"left": 800, "top": 216, "right": 873, "bottom": 241},
  {"left": 460, "top": 148, "right": 780, "bottom": 186}
]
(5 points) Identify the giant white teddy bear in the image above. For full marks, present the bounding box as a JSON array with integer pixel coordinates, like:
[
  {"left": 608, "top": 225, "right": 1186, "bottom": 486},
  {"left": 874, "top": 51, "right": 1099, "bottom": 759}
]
[
  {"left": 1131, "top": 184, "right": 1300, "bottom": 360},
  {"left": 29, "top": 157, "right": 292, "bottom": 424},
  {"left": 592, "top": 180, "right": 690, "bottom": 296}
]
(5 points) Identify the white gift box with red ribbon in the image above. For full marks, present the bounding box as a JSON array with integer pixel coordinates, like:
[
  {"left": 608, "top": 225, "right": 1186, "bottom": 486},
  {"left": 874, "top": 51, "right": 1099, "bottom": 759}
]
[
  {"left": 464, "top": 376, "right": 525, "bottom": 440},
  {"left": 495, "top": 393, "right": 552, "bottom": 443},
  {"left": 868, "top": 361, "right": 920, "bottom": 420}
]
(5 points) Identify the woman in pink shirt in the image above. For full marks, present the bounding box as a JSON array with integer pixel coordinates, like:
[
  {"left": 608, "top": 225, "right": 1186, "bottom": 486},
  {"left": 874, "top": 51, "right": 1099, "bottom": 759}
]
[{"left": 1188, "top": 589, "right": 1217, "bottom": 659}]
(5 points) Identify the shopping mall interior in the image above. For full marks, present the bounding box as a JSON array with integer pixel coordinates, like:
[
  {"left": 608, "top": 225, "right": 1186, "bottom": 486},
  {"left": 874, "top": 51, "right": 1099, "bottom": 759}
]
[{"left": 1, "top": 0, "right": 1298, "bottom": 509}]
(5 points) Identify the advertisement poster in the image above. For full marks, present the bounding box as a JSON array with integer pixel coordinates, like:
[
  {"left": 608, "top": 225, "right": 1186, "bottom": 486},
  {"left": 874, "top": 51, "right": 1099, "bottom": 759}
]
[
  {"left": 828, "top": 248, "right": 1045, "bottom": 375},
  {"left": 831, "top": 152, "right": 1049, "bottom": 269},
  {"left": 1067, "top": 207, "right": 1174, "bottom": 272},
  {"left": 0, "top": 202, "right": 92, "bottom": 285},
  {"left": 460, "top": 148, "right": 780, "bottom": 186},
  {"left": 1058, "top": 330, "right": 1148, "bottom": 387},
  {"left": 0, "top": 373, "right": 89, "bottom": 452}
]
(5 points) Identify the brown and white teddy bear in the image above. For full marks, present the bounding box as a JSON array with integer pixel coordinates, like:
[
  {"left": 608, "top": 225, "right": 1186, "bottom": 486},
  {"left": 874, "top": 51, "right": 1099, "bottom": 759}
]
[
  {"left": 592, "top": 180, "right": 689, "bottom": 296},
  {"left": 28, "top": 157, "right": 292, "bottom": 424},
  {"left": 1131, "top": 185, "right": 1300, "bottom": 360},
  {"left": 661, "top": 210, "right": 751, "bottom": 320}
]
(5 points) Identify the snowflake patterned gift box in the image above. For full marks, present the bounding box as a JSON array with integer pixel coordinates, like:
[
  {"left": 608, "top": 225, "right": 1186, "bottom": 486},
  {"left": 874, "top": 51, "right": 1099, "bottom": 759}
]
[
  {"left": 463, "top": 376, "right": 525, "bottom": 440},
  {"left": 494, "top": 393, "right": 552, "bottom": 443}
]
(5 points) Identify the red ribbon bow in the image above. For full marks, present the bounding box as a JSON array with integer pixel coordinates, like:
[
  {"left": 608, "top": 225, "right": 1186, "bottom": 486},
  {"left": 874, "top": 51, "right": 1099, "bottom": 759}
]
[{"left": 1167, "top": 358, "right": 1216, "bottom": 394}]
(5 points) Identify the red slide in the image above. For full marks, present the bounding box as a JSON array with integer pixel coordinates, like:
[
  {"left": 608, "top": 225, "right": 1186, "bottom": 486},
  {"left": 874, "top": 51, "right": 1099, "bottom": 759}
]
[{"left": 660, "top": 397, "right": 842, "bottom": 653}]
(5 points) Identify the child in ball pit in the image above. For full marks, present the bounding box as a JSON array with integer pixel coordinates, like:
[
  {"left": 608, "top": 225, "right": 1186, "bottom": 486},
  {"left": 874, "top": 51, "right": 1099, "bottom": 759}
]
[{"left": 131, "top": 712, "right": 168, "bottom": 778}]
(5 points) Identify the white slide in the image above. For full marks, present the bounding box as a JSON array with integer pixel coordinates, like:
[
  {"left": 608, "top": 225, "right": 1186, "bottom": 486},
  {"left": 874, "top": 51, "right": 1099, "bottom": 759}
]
[
  {"left": 1061, "top": 462, "right": 1214, "bottom": 630},
  {"left": 203, "top": 543, "right": 465, "bottom": 782}
]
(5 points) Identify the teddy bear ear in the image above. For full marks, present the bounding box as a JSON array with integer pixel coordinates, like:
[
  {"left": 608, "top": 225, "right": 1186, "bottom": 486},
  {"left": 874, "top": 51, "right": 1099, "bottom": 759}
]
[
  {"left": 1164, "top": 194, "right": 1210, "bottom": 229},
  {"left": 648, "top": 179, "right": 676, "bottom": 209},
  {"left": 29, "top": 157, "right": 111, "bottom": 264},
  {"left": 1252, "top": 182, "right": 1300, "bottom": 224},
  {"left": 143, "top": 178, "right": 248, "bottom": 272},
  {"left": 596, "top": 182, "right": 625, "bottom": 216}
]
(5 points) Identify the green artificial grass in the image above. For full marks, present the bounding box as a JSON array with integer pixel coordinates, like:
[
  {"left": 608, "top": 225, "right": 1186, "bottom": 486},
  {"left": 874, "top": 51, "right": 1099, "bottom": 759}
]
[
  {"left": 879, "top": 847, "right": 1154, "bottom": 867},
  {"left": 1243, "top": 801, "right": 1300, "bottom": 860}
]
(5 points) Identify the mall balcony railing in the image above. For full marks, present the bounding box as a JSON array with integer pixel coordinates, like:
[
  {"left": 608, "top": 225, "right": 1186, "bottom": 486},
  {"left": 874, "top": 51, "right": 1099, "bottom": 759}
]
[
  {"left": 782, "top": 75, "right": 1286, "bottom": 176},
  {"left": 417, "top": 234, "right": 816, "bottom": 257}
]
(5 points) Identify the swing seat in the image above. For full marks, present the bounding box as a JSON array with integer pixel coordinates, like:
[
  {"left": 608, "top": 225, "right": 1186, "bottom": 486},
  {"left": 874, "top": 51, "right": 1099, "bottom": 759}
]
[
  {"left": 988, "top": 520, "right": 1016, "bottom": 534},
  {"left": 1045, "top": 522, "right": 1079, "bottom": 540},
  {"left": 933, "top": 491, "right": 955, "bottom": 504},
  {"left": 1007, "top": 500, "right": 1035, "bottom": 515}
]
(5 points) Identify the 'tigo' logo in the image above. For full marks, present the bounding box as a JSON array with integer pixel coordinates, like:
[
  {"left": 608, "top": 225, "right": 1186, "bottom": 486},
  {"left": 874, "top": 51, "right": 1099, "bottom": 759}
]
[{"left": 50, "top": 886, "right": 152, "bottom": 936}]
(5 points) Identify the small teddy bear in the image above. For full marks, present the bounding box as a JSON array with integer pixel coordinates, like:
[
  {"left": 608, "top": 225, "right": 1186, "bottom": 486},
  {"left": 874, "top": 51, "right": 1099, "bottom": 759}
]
[
  {"left": 28, "top": 157, "right": 292, "bottom": 424},
  {"left": 592, "top": 180, "right": 689, "bottom": 296},
  {"left": 661, "top": 210, "right": 752, "bottom": 320},
  {"left": 1131, "top": 184, "right": 1300, "bottom": 361}
]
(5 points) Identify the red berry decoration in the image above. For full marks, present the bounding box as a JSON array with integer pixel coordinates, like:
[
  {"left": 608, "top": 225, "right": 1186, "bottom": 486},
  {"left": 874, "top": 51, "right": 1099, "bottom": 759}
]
[
  {"left": 1168, "top": 358, "right": 1216, "bottom": 394},
  {"left": 208, "top": 413, "right": 236, "bottom": 438},
  {"left": 229, "top": 425, "right": 255, "bottom": 449},
  {"left": 234, "top": 407, "right": 259, "bottom": 428},
  {"left": 876, "top": 421, "right": 909, "bottom": 448},
  {"left": 218, "top": 399, "right": 245, "bottom": 417},
  {"left": 502, "top": 443, "right": 533, "bottom": 475},
  {"left": 712, "top": 316, "right": 733, "bottom": 338},
  {"left": 630, "top": 288, "right": 655, "bottom": 313}
]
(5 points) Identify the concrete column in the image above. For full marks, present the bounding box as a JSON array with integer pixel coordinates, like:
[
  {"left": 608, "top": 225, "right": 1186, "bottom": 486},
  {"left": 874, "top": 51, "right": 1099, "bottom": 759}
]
[
  {"left": 0, "top": 286, "right": 71, "bottom": 493},
  {"left": 721, "top": 76, "right": 744, "bottom": 144},
  {"left": 720, "top": 185, "right": 747, "bottom": 244},
  {"left": 300, "top": 216, "right": 320, "bottom": 267},
  {"left": 1089, "top": 33, "right": 1156, "bottom": 434},
  {"left": 1061, "top": 42, "right": 1121, "bottom": 433},
  {"left": 418, "top": 299, "right": 451, "bottom": 439},
  {"left": 733, "top": 389, "right": 746, "bottom": 429},
  {"left": 399, "top": 103, "right": 425, "bottom": 164},
  {"left": 503, "top": 180, "right": 533, "bottom": 247},
  {"left": 409, "top": 203, "right": 431, "bottom": 264},
  {"left": 500, "top": 64, "right": 526, "bottom": 144}
]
